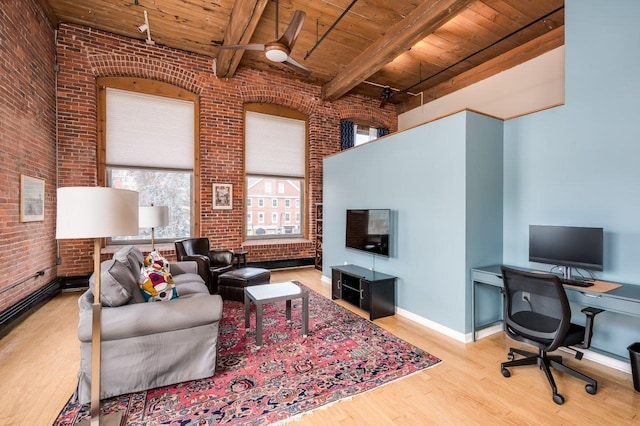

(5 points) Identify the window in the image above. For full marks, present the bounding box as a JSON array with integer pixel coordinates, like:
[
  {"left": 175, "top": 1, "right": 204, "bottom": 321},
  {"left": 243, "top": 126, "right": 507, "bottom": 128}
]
[
  {"left": 98, "top": 80, "right": 197, "bottom": 244},
  {"left": 247, "top": 212, "right": 252, "bottom": 223},
  {"left": 258, "top": 212, "right": 264, "bottom": 224},
  {"left": 247, "top": 198, "right": 252, "bottom": 207},
  {"left": 258, "top": 198, "right": 264, "bottom": 207},
  {"left": 245, "top": 105, "right": 306, "bottom": 239},
  {"left": 355, "top": 123, "right": 378, "bottom": 146}
]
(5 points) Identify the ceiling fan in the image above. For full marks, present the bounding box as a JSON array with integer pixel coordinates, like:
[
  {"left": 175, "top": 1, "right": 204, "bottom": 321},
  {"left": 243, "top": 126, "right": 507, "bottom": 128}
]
[
  {"left": 215, "top": 1, "right": 310, "bottom": 75},
  {"left": 379, "top": 86, "right": 394, "bottom": 108}
]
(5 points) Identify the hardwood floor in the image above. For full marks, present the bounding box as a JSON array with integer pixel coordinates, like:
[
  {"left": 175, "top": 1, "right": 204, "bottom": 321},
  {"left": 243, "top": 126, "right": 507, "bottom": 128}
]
[{"left": 0, "top": 267, "right": 637, "bottom": 425}]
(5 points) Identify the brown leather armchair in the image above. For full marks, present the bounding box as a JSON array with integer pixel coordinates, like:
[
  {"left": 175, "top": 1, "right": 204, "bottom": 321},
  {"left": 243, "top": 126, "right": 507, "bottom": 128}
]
[{"left": 174, "top": 238, "right": 233, "bottom": 294}]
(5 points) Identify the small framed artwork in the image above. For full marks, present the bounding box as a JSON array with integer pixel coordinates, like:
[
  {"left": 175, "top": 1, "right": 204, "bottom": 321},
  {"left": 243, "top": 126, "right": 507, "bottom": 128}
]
[
  {"left": 20, "top": 175, "right": 45, "bottom": 222},
  {"left": 213, "top": 183, "right": 232, "bottom": 209}
]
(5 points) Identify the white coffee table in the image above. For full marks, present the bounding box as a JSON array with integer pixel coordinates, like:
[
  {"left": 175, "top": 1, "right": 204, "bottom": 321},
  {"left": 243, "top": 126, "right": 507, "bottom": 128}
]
[{"left": 244, "top": 281, "right": 309, "bottom": 348}]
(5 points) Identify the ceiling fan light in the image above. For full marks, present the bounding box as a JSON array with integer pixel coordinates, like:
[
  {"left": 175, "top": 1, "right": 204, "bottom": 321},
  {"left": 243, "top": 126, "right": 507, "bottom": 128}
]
[{"left": 265, "top": 46, "right": 288, "bottom": 63}]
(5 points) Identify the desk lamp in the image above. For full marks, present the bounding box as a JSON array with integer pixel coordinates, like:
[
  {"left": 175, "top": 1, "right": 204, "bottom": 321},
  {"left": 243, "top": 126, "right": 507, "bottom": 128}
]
[
  {"left": 57, "top": 187, "right": 138, "bottom": 425},
  {"left": 138, "top": 205, "right": 169, "bottom": 251}
]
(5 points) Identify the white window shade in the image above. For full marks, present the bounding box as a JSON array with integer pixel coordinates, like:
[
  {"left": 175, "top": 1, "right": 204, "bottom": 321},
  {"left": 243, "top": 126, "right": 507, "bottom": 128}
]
[
  {"left": 106, "top": 88, "right": 194, "bottom": 169},
  {"left": 245, "top": 111, "right": 305, "bottom": 177}
]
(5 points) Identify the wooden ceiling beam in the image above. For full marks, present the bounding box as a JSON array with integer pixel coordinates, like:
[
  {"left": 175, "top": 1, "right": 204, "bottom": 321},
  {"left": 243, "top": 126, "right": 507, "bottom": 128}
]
[
  {"left": 35, "top": 0, "right": 59, "bottom": 29},
  {"left": 215, "top": 0, "right": 269, "bottom": 78},
  {"left": 397, "top": 25, "right": 564, "bottom": 113},
  {"left": 321, "top": 0, "right": 474, "bottom": 102}
]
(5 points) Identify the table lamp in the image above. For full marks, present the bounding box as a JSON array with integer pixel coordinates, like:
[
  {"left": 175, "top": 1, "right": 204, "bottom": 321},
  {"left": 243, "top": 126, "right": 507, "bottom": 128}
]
[
  {"left": 138, "top": 205, "right": 169, "bottom": 251},
  {"left": 56, "top": 187, "right": 138, "bottom": 426}
]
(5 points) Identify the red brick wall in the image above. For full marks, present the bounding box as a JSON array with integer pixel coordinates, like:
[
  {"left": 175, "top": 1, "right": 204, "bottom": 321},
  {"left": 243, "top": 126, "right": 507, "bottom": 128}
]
[
  {"left": 55, "top": 23, "right": 397, "bottom": 277},
  {"left": 0, "top": 0, "right": 56, "bottom": 312}
]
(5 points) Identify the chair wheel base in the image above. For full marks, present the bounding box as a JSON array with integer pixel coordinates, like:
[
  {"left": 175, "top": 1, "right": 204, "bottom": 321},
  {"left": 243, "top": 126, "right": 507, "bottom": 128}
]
[
  {"left": 586, "top": 383, "right": 597, "bottom": 395},
  {"left": 553, "top": 393, "right": 565, "bottom": 405},
  {"left": 501, "top": 367, "right": 511, "bottom": 378}
]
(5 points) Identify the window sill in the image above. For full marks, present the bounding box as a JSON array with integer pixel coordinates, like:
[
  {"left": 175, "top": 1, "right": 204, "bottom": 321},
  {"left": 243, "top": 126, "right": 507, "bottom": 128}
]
[
  {"left": 102, "top": 242, "right": 175, "bottom": 255},
  {"left": 241, "top": 238, "right": 312, "bottom": 247}
]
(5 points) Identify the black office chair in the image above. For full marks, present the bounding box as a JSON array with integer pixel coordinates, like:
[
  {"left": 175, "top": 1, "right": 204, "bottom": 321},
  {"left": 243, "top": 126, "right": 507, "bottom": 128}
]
[{"left": 500, "top": 266, "right": 604, "bottom": 404}]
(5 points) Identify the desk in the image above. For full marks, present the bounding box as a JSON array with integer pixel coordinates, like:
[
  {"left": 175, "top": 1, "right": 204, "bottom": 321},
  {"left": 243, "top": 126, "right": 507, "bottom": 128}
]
[{"left": 471, "top": 265, "right": 640, "bottom": 353}]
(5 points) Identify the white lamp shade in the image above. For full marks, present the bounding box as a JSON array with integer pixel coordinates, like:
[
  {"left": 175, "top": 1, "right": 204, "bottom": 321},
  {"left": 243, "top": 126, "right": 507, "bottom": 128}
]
[
  {"left": 138, "top": 205, "right": 169, "bottom": 228},
  {"left": 56, "top": 187, "right": 139, "bottom": 239}
]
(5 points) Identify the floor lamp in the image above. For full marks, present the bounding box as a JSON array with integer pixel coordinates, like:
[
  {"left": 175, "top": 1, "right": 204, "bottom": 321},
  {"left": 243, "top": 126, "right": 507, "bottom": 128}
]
[
  {"left": 56, "top": 187, "right": 139, "bottom": 426},
  {"left": 138, "top": 205, "right": 169, "bottom": 251}
]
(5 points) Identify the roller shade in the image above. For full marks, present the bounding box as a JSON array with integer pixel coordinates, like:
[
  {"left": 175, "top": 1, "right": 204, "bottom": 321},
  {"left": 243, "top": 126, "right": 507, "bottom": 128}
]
[
  {"left": 106, "top": 88, "right": 194, "bottom": 169},
  {"left": 245, "top": 111, "right": 305, "bottom": 177}
]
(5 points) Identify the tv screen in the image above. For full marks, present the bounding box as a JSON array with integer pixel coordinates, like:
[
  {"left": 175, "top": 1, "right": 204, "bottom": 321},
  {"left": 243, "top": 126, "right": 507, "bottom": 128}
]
[
  {"left": 529, "top": 225, "right": 603, "bottom": 272},
  {"left": 346, "top": 209, "right": 390, "bottom": 257}
]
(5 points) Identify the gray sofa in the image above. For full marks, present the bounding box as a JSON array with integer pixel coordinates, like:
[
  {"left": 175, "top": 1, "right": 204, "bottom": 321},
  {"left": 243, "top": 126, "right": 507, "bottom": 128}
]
[{"left": 75, "top": 245, "right": 223, "bottom": 404}]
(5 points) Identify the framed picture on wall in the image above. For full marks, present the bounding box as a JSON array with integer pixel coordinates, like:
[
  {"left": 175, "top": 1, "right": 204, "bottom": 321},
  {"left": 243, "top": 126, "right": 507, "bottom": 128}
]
[
  {"left": 213, "top": 183, "right": 232, "bottom": 209},
  {"left": 20, "top": 175, "right": 45, "bottom": 222}
]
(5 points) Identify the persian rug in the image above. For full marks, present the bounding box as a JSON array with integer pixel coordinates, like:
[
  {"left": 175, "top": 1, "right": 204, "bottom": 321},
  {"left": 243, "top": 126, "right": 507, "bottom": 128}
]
[{"left": 55, "top": 282, "right": 441, "bottom": 425}]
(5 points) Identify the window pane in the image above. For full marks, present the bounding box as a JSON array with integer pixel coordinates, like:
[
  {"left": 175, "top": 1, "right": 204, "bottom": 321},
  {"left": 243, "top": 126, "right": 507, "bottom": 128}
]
[
  {"left": 246, "top": 176, "right": 302, "bottom": 237},
  {"left": 108, "top": 167, "right": 191, "bottom": 241}
]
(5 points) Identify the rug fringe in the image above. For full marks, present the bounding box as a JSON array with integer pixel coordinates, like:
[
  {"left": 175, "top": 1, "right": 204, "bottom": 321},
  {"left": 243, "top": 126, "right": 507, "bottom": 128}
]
[{"left": 271, "top": 361, "right": 443, "bottom": 425}]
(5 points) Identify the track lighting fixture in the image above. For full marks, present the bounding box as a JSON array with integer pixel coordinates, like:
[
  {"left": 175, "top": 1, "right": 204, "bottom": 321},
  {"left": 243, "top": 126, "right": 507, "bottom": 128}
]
[{"left": 138, "top": 10, "right": 155, "bottom": 45}]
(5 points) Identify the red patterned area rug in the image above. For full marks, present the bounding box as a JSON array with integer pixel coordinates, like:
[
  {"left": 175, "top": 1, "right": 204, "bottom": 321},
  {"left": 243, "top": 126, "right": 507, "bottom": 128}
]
[{"left": 55, "top": 282, "right": 441, "bottom": 425}]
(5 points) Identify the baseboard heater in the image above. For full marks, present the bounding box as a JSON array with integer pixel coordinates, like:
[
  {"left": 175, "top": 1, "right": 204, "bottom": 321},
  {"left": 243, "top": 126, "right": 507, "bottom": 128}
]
[
  {"left": 0, "top": 280, "right": 61, "bottom": 337},
  {"left": 248, "top": 257, "right": 314, "bottom": 270}
]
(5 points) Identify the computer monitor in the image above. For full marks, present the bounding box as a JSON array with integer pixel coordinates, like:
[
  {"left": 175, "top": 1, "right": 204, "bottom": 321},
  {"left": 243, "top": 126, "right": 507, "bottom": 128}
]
[{"left": 529, "top": 225, "right": 603, "bottom": 279}]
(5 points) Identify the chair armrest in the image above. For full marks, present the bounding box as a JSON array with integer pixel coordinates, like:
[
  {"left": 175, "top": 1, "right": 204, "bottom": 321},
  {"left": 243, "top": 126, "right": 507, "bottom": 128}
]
[
  {"left": 576, "top": 306, "right": 605, "bottom": 349},
  {"left": 208, "top": 250, "right": 233, "bottom": 267}
]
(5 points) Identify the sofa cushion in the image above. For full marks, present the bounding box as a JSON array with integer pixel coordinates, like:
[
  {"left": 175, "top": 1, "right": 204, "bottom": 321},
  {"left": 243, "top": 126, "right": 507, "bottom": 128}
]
[
  {"left": 113, "top": 245, "right": 144, "bottom": 277},
  {"left": 89, "top": 259, "right": 139, "bottom": 307}
]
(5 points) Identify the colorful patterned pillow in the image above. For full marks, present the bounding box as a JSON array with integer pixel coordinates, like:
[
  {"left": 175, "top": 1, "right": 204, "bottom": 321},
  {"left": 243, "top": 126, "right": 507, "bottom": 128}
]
[{"left": 139, "top": 251, "right": 178, "bottom": 302}]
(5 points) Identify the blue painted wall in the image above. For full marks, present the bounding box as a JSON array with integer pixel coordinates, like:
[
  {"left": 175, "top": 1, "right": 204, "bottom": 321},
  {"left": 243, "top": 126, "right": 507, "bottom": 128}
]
[
  {"left": 503, "top": 0, "right": 640, "bottom": 357},
  {"left": 324, "top": 1, "right": 640, "bottom": 356},
  {"left": 323, "top": 111, "right": 503, "bottom": 333}
]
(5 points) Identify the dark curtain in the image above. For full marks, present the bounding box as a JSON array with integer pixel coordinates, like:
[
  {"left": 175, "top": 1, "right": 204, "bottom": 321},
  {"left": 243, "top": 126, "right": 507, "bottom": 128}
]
[
  {"left": 340, "top": 119, "right": 355, "bottom": 150},
  {"left": 377, "top": 127, "right": 389, "bottom": 138}
]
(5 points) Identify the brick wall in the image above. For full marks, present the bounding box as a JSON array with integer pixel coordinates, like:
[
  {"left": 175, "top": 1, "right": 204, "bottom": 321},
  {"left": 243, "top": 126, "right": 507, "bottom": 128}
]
[
  {"left": 55, "top": 23, "right": 397, "bottom": 277},
  {"left": 0, "top": 0, "right": 56, "bottom": 312}
]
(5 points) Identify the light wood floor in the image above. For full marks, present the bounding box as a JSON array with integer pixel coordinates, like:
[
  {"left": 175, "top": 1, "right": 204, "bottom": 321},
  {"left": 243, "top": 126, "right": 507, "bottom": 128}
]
[{"left": 0, "top": 267, "right": 638, "bottom": 425}]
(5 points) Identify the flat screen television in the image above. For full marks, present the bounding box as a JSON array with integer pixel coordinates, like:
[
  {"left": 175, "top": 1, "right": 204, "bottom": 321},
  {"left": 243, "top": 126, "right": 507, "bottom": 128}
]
[
  {"left": 529, "top": 225, "right": 603, "bottom": 278},
  {"left": 346, "top": 209, "right": 390, "bottom": 257}
]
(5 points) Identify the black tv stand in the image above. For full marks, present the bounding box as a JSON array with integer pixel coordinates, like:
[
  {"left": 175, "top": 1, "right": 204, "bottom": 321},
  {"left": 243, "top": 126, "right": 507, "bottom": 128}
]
[{"left": 331, "top": 264, "right": 396, "bottom": 320}]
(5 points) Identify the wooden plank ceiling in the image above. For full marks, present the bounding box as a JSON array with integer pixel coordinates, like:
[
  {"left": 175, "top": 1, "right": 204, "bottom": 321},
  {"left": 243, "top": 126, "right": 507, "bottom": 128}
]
[{"left": 37, "top": 0, "right": 564, "bottom": 112}]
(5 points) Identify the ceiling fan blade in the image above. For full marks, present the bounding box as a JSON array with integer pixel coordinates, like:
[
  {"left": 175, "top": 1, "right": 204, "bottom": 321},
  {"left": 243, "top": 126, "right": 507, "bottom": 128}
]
[
  {"left": 283, "top": 55, "right": 311, "bottom": 75},
  {"left": 216, "top": 43, "right": 265, "bottom": 51},
  {"left": 277, "top": 10, "right": 306, "bottom": 50}
]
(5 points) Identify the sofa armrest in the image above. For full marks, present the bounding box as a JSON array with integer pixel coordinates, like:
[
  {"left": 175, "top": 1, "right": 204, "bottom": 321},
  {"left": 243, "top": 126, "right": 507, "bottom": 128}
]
[
  {"left": 78, "top": 294, "right": 223, "bottom": 342},
  {"left": 176, "top": 254, "right": 210, "bottom": 285},
  {"left": 169, "top": 261, "right": 199, "bottom": 276}
]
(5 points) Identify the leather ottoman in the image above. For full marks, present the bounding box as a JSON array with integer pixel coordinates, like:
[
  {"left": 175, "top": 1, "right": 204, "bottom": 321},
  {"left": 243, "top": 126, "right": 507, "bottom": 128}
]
[{"left": 217, "top": 267, "right": 271, "bottom": 302}]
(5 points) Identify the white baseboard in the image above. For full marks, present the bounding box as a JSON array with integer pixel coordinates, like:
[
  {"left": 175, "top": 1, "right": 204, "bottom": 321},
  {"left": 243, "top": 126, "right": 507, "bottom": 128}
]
[
  {"left": 322, "top": 274, "right": 632, "bottom": 375},
  {"left": 395, "top": 309, "right": 632, "bottom": 374},
  {"left": 395, "top": 307, "right": 467, "bottom": 343}
]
